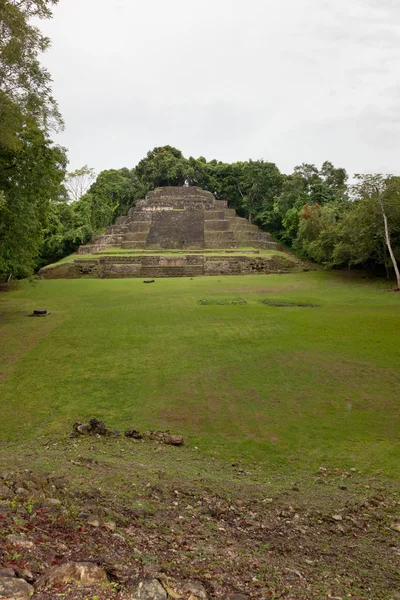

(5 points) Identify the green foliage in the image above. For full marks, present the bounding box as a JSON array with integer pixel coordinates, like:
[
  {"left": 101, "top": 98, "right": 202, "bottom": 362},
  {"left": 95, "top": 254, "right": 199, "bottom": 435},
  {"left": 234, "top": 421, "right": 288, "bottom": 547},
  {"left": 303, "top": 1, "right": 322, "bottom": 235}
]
[
  {"left": 135, "top": 146, "right": 189, "bottom": 188},
  {"left": 0, "top": 119, "right": 66, "bottom": 278},
  {"left": 0, "top": 0, "right": 62, "bottom": 134},
  {"left": 0, "top": 0, "right": 66, "bottom": 279}
]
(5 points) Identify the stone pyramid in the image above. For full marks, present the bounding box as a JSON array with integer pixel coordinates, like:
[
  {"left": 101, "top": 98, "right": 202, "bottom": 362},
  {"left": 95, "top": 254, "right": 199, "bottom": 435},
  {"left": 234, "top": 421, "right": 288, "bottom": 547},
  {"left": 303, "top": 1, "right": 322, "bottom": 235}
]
[{"left": 79, "top": 186, "right": 281, "bottom": 254}]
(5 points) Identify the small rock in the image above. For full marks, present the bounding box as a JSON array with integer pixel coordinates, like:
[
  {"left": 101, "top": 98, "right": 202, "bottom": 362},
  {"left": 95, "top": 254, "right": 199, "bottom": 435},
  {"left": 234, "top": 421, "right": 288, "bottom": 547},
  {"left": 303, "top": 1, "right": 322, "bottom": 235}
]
[
  {"left": 89, "top": 418, "right": 108, "bottom": 435},
  {"left": 87, "top": 516, "right": 102, "bottom": 527},
  {"left": 77, "top": 424, "right": 91, "bottom": 435},
  {"left": 46, "top": 497, "right": 61, "bottom": 506},
  {"left": 6, "top": 535, "right": 35, "bottom": 549},
  {"left": 35, "top": 562, "right": 108, "bottom": 589},
  {"left": 20, "top": 570, "right": 34, "bottom": 584},
  {"left": 125, "top": 430, "right": 143, "bottom": 439},
  {"left": 131, "top": 578, "right": 167, "bottom": 600},
  {"left": 0, "top": 485, "right": 13, "bottom": 499},
  {"left": 332, "top": 514, "right": 343, "bottom": 521},
  {"left": 175, "top": 580, "right": 208, "bottom": 600},
  {"left": 0, "top": 576, "right": 34, "bottom": 599},
  {"left": 0, "top": 568, "right": 15, "bottom": 577},
  {"left": 164, "top": 435, "right": 184, "bottom": 446}
]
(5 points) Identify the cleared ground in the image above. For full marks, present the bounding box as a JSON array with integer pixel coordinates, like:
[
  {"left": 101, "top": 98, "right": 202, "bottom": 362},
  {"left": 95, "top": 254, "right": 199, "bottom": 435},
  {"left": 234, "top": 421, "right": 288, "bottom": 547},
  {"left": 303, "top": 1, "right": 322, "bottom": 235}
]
[{"left": 0, "top": 272, "right": 399, "bottom": 599}]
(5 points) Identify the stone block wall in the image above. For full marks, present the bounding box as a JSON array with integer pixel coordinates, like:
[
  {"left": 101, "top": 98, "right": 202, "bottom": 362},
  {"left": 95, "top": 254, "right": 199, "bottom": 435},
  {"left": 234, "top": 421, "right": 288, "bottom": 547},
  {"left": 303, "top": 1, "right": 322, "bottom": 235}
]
[
  {"left": 76, "top": 186, "right": 284, "bottom": 254},
  {"left": 40, "top": 253, "right": 299, "bottom": 279},
  {"left": 146, "top": 210, "right": 205, "bottom": 249}
]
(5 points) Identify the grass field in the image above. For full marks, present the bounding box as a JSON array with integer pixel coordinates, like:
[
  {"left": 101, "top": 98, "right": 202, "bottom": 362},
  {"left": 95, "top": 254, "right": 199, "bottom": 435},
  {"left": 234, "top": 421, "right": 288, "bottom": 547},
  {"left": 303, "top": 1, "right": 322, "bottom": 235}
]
[
  {"left": 1, "top": 271, "right": 399, "bottom": 476},
  {"left": 1, "top": 271, "right": 400, "bottom": 599}
]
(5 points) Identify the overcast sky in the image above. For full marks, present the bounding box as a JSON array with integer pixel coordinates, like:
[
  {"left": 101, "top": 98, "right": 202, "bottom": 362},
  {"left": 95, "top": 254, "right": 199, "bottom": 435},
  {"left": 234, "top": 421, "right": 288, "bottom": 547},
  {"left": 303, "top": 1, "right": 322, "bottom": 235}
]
[{"left": 39, "top": 0, "right": 400, "bottom": 176}]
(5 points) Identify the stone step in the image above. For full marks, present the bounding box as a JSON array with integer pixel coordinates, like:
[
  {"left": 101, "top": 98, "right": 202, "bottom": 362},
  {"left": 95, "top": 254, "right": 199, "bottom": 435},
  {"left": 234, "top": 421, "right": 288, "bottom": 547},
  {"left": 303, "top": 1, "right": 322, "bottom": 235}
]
[
  {"left": 205, "top": 231, "right": 236, "bottom": 242},
  {"left": 140, "top": 267, "right": 196, "bottom": 278},
  {"left": 115, "top": 216, "right": 129, "bottom": 225},
  {"left": 91, "top": 234, "right": 125, "bottom": 245},
  {"left": 224, "top": 208, "right": 236, "bottom": 217},
  {"left": 215, "top": 200, "right": 228, "bottom": 209},
  {"left": 266, "top": 241, "right": 284, "bottom": 250},
  {"left": 128, "top": 222, "right": 151, "bottom": 233},
  {"left": 204, "top": 220, "right": 230, "bottom": 231},
  {"left": 234, "top": 232, "right": 270, "bottom": 241},
  {"left": 121, "top": 242, "right": 145, "bottom": 249},
  {"left": 124, "top": 232, "right": 149, "bottom": 242},
  {"left": 106, "top": 225, "right": 129, "bottom": 234},
  {"left": 204, "top": 210, "right": 225, "bottom": 220}
]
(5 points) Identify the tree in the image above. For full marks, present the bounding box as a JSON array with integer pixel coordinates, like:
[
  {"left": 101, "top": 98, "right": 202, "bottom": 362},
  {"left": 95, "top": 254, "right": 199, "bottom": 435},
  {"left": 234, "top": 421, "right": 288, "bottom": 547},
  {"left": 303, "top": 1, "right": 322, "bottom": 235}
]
[
  {"left": 352, "top": 174, "right": 400, "bottom": 289},
  {"left": 74, "top": 169, "right": 145, "bottom": 234},
  {"left": 64, "top": 165, "right": 96, "bottom": 202},
  {"left": 240, "top": 160, "right": 283, "bottom": 224},
  {"left": 0, "top": 0, "right": 65, "bottom": 278},
  {"left": 0, "top": 0, "right": 62, "bottom": 135},
  {"left": 0, "top": 120, "right": 67, "bottom": 278},
  {"left": 135, "top": 146, "right": 189, "bottom": 188}
]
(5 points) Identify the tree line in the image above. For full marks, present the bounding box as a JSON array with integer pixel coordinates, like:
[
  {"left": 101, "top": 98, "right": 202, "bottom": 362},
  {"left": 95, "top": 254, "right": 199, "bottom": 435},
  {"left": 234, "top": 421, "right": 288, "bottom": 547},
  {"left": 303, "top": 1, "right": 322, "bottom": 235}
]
[{"left": 1, "top": 2, "right": 399, "bottom": 287}]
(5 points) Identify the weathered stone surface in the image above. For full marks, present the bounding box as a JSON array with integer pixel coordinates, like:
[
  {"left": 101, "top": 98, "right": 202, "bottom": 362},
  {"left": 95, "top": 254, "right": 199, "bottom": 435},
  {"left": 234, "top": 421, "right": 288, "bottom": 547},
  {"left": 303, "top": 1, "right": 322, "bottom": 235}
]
[
  {"left": 6, "top": 535, "right": 34, "bottom": 549},
  {"left": 0, "top": 568, "right": 15, "bottom": 578},
  {"left": 40, "top": 186, "right": 295, "bottom": 280},
  {"left": 0, "top": 484, "right": 13, "bottom": 499},
  {"left": 35, "top": 562, "right": 108, "bottom": 589},
  {"left": 125, "top": 429, "right": 143, "bottom": 439},
  {"left": 175, "top": 580, "right": 208, "bottom": 600},
  {"left": 164, "top": 434, "right": 184, "bottom": 446},
  {"left": 131, "top": 578, "right": 167, "bottom": 600},
  {"left": 0, "top": 576, "right": 34, "bottom": 599}
]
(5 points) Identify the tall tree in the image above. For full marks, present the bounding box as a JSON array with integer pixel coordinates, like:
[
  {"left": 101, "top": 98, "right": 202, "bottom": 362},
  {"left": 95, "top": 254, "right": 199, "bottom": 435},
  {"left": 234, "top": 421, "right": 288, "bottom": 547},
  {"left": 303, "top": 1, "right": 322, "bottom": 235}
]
[
  {"left": 64, "top": 165, "right": 96, "bottom": 202},
  {"left": 0, "top": 0, "right": 65, "bottom": 278},
  {"left": 135, "top": 146, "right": 189, "bottom": 188},
  {"left": 352, "top": 174, "right": 400, "bottom": 289},
  {"left": 0, "top": 0, "right": 62, "bottom": 135}
]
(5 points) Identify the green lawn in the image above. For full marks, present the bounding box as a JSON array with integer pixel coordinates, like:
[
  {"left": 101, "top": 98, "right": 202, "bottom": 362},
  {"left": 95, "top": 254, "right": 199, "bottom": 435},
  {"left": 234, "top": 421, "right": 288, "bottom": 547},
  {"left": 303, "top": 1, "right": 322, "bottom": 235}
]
[{"left": 1, "top": 271, "right": 399, "bottom": 476}]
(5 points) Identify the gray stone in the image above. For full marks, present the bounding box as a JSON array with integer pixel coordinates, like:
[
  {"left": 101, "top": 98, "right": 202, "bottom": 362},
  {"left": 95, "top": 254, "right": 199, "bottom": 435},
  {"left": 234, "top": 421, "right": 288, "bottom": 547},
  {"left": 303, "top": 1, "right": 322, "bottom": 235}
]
[
  {"left": 0, "top": 576, "right": 34, "bottom": 599},
  {"left": 176, "top": 580, "right": 208, "bottom": 600},
  {"left": 164, "top": 434, "right": 184, "bottom": 446},
  {"left": 6, "top": 535, "right": 34, "bottom": 549},
  {"left": 0, "top": 485, "right": 13, "bottom": 499},
  {"left": 131, "top": 579, "right": 167, "bottom": 600},
  {"left": 0, "top": 568, "right": 15, "bottom": 578},
  {"left": 35, "top": 562, "right": 109, "bottom": 589},
  {"left": 46, "top": 497, "right": 61, "bottom": 506}
]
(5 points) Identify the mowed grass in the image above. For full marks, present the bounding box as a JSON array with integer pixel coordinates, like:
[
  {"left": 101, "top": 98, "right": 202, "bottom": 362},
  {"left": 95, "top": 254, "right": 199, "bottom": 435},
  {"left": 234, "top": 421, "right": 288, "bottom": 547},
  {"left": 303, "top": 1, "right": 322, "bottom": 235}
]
[{"left": 1, "top": 271, "right": 399, "bottom": 476}]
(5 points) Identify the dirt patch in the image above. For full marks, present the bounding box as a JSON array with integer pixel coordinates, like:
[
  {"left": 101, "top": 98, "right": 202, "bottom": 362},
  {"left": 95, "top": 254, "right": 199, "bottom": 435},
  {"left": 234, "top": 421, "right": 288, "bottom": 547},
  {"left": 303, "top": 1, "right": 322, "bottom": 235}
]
[
  {"left": 198, "top": 298, "right": 247, "bottom": 305},
  {"left": 259, "top": 299, "right": 319, "bottom": 307},
  {"left": 0, "top": 454, "right": 399, "bottom": 600}
]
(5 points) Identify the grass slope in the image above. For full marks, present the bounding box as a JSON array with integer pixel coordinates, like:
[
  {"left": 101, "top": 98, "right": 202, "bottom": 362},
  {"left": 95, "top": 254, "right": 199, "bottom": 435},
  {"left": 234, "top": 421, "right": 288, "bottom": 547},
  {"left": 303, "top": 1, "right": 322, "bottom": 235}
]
[{"left": 1, "top": 271, "right": 399, "bottom": 476}]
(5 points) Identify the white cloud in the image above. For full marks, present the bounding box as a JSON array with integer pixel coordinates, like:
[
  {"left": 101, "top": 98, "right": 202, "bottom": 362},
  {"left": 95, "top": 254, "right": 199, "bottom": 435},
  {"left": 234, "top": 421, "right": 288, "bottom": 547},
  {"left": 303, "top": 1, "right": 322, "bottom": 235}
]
[{"left": 39, "top": 0, "right": 400, "bottom": 175}]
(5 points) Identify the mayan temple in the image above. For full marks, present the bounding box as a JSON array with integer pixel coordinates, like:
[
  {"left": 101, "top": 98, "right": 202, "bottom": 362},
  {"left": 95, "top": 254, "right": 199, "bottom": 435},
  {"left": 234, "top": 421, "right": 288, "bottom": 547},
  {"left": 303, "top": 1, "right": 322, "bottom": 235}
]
[
  {"left": 40, "top": 186, "right": 301, "bottom": 279},
  {"left": 80, "top": 186, "right": 280, "bottom": 253}
]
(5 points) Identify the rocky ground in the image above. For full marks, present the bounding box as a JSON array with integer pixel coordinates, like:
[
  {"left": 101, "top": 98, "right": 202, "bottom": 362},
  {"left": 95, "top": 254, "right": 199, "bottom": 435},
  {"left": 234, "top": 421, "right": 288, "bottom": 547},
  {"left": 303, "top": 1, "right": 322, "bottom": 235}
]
[{"left": 0, "top": 429, "right": 400, "bottom": 599}]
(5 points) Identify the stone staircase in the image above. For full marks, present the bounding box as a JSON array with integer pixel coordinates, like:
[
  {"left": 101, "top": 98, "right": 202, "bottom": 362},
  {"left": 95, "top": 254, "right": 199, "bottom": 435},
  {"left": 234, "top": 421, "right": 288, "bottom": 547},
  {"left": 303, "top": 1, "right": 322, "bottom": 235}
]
[{"left": 79, "top": 186, "right": 282, "bottom": 253}]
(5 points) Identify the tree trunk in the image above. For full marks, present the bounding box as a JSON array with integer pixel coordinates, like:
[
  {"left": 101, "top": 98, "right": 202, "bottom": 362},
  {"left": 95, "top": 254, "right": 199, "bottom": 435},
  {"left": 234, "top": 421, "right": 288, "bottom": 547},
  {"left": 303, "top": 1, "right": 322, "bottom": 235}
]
[{"left": 378, "top": 196, "right": 400, "bottom": 289}]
